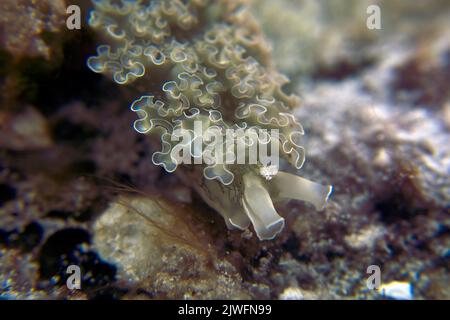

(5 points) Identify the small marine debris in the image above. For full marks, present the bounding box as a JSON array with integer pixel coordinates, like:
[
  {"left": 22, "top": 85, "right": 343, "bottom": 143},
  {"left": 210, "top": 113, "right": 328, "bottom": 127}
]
[
  {"left": 378, "top": 281, "right": 414, "bottom": 300},
  {"left": 259, "top": 164, "right": 279, "bottom": 181}
]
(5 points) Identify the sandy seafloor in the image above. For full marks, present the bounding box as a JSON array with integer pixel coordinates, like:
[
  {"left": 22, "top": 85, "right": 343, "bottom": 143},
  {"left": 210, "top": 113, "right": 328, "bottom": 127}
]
[{"left": 0, "top": 0, "right": 449, "bottom": 299}]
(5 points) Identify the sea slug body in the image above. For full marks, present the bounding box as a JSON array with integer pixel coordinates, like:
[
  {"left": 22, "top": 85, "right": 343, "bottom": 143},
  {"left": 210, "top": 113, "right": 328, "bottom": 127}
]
[{"left": 87, "top": 0, "right": 332, "bottom": 240}]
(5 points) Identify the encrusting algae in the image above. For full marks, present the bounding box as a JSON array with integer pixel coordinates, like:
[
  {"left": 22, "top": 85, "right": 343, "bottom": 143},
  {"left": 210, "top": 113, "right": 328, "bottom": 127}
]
[{"left": 86, "top": 0, "right": 332, "bottom": 240}]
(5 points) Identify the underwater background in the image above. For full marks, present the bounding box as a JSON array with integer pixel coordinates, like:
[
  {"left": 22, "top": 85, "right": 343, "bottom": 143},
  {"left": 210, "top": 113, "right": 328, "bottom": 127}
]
[{"left": 0, "top": 0, "right": 449, "bottom": 299}]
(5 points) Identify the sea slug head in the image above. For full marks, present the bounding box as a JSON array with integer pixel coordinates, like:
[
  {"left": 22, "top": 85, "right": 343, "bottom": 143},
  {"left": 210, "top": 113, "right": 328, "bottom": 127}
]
[{"left": 186, "top": 163, "right": 333, "bottom": 241}]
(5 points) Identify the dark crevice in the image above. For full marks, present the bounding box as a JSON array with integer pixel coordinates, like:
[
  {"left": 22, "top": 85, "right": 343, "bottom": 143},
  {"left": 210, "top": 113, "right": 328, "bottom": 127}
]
[
  {"left": 375, "top": 191, "right": 429, "bottom": 225},
  {"left": 0, "top": 183, "right": 17, "bottom": 205},
  {"left": 38, "top": 228, "right": 117, "bottom": 296},
  {"left": 0, "top": 221, "right": 43, "bottom": 252},
  {"left": 312, "top": 57, "right": 376, "bottom": 81}
]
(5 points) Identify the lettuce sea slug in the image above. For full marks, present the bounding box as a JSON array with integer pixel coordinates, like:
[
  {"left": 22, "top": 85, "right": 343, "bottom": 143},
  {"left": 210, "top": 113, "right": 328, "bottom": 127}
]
[{"left": 87, "top": 0, "right": 332, "bottom": 240}]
